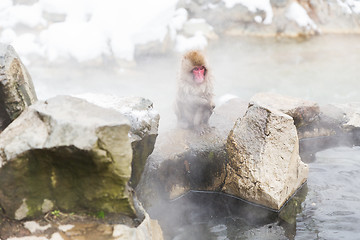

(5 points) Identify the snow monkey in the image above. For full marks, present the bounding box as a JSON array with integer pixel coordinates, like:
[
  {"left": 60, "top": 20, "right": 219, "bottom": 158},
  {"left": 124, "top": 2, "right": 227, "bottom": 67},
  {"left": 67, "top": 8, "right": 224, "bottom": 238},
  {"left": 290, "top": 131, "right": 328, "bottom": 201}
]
[{"left": 174, "top": 50, "right": 215, "bottom": 133}]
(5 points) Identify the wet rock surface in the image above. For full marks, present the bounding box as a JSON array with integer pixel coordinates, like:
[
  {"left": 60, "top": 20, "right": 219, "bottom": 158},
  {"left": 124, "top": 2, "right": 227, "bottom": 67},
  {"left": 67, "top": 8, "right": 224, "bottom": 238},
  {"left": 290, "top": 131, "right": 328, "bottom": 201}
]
[{"left": 0, "top": 44, "right": 37, "bottom": 131}]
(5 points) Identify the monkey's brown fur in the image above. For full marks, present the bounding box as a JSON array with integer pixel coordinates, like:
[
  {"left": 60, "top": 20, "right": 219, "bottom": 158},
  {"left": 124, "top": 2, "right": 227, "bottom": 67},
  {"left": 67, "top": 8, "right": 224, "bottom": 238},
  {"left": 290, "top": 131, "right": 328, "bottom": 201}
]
[{"left": 174, "top": 50, "right": 215, "bottom": 131}]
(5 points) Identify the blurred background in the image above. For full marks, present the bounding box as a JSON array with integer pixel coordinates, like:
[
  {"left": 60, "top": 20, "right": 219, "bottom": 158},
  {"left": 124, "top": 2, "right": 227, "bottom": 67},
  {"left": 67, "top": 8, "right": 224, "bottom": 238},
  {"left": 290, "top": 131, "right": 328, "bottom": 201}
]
[
  {"left": 1, "top": 1, "right": 360, "bottom": 239},
  {"left": 1, "top": 0, "right": 360, "bottom": 132}
]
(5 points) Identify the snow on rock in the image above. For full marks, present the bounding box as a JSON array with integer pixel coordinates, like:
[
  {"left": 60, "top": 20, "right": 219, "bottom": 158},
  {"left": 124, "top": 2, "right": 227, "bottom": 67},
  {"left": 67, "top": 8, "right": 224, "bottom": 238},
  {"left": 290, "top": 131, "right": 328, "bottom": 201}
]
[
  {"left": 39, "top": 20, "right": 109, "bottom": 62},
  {"left": 285, "top": 2, "right": 317, "bottom": 30},
  {"left": 24, "top": 221, "right": 51, "bottom": 234},
  {"left": 0, "top": 3, "right": 45, "bottom": 28},
  {"left": 337, "top": 0, "right": 360, "bottom": 14},
  {"left": 223, "top": 0, "right": 273, "bottom": 24},
  {"left": 175, "top": 32, "right": 208, "bottom": 52},
  {"left": 0, "top": 0, "right": 178, "bottom": 62},
  {"left": 75, "top": 93, "right": 159, "bottom": 138},
  {"left": 217, "top": 94, "right": 240, "bottom": 106},
  {"left": 168, "top": 8, "right": 188, "bottom": 39}
]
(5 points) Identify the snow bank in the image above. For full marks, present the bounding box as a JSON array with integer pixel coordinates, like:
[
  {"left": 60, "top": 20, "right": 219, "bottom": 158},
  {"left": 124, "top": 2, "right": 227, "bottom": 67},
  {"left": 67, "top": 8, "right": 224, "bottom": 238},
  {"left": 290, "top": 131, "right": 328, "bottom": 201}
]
[
  {"left": 175, "top": 33, "right": 208, "bottom": 52},
  {"left": 337, "top": 0, "right": 360, "bottom": 14},
  {"left": 0, "top": 0, "right": 178, "bottom": 62},
  {"left": 285, "top": 2, "right": 317, "bottom": 30},
  {"left": 223, "top": 0, "right": 273, "bottom": 24}
]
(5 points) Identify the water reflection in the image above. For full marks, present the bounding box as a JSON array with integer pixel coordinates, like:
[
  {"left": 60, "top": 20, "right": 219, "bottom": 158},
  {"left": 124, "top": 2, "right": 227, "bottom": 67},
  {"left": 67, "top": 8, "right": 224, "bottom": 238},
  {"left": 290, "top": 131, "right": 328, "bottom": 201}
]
[{"left": 148, "top": 147, "right": 360, "bottom": 240}]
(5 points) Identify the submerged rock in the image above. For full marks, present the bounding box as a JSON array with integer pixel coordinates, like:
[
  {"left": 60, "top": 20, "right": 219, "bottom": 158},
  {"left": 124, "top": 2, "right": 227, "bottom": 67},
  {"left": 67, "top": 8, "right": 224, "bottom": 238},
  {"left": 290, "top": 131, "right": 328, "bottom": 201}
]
[
  {"left": 0, "top": 96, "right": 136, "bottom": 220},
  {"left": 0, "top": 44, "right": 37, "bottom": 131},
  {"left": 224, "top": 104, "right": 308, "bottom": 210}
]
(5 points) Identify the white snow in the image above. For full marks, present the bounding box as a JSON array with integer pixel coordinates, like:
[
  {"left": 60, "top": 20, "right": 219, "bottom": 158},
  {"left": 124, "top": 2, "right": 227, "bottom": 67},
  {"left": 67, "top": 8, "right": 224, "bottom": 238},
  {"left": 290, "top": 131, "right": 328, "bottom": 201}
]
[
  {"left": 217, "top": 94, "right": 239, "bottom": 106},
  {"left": 341, "top": 0, "right": 360, "bottom": 14},
  {"left": 0, "top": 3, "right": 45, "bottom": 28},
  {"left": 0, "top": 0, "right": 179, "bottom": 62},
  {"left": 74, "top": 93, "right": 159, "bottom": 137},
  {"left": 39, "top": 20, "right": 109, "bottom": 62},
  {"left": 175, "top": 33, "right": 208, "bottom": 52},
  {"left": 285, "top": 2, "right": 317, "bottom": 30},
  {"left": 223, "top": 0, "right": 273, "bottom": 24},
  {"left": 23, "top": 221, "right": 51, "bottom": 233},
  {"left": 337, "top": 0, "right": 353, "bottom": 14},
  {"left": 254, "top": 15, "right": 263, "bottom": 23},
  {"left": 7, "top": 237, "right": 48, "bottom": 240},
  {"left": 58, "top": 224, "right": 74, "bottom": 232},
  {"left": 168, "top": 8, "right": 188, "bottom": 39}
]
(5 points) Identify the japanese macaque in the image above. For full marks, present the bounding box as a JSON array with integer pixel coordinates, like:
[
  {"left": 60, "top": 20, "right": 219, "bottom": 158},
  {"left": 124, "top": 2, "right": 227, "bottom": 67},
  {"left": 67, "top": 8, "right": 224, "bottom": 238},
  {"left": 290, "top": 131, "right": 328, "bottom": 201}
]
[{"left": 174, "top": 50, "right": 215, "bottom": 132}]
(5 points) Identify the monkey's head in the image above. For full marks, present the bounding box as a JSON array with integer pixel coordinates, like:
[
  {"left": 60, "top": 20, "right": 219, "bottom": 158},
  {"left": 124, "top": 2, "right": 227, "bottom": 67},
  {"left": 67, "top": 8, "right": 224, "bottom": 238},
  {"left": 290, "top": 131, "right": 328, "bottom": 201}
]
[{"left": 182, "top": 50, "right": 208, "bottom": 84}]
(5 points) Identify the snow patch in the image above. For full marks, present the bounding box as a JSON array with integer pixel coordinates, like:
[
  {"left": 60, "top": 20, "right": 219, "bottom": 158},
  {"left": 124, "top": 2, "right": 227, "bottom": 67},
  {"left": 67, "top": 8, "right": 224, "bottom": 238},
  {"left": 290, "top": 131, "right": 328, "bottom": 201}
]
[
  {"left": 0, "top": 3, "right": 45, "bottom": 28},
  {"left": 58, "top": 224, "right": 74, "bottom": 232},
  {"left": 175, "top": 33, "right": 208, "bottom": 52},
  {"left": 24, "top": 221, "right": 51, "bottom": 233},
  {"left": 74, "top": 93, "right": 159, "bottom": 138},
  {"left": 0, "top": 0, "right": 178, "bottom": 62},
  {"left": 217, "top": 94, "right": 239, "bottom": 106},
  {"left": 339, "top": 0, "right": 360, "bottom": 14},
  {"left": 285, "top": 2, "right": 317, "bottom": 30},
  {"left": 223, "top": 0, "right": 273, "bottom": 24}
]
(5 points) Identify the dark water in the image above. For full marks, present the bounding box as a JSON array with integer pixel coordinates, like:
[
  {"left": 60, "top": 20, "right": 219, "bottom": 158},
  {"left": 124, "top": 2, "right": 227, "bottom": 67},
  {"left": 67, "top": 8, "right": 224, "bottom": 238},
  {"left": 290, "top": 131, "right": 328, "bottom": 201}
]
[{"left": 149, "top": 146, "right": 360, "bottom": 240}]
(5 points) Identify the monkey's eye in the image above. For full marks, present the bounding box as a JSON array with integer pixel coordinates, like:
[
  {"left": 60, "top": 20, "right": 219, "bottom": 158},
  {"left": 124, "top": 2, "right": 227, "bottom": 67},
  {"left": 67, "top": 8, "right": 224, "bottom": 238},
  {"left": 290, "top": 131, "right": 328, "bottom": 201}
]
[{"left": 192, "top": 66, "right": 206, "bottom": 72}]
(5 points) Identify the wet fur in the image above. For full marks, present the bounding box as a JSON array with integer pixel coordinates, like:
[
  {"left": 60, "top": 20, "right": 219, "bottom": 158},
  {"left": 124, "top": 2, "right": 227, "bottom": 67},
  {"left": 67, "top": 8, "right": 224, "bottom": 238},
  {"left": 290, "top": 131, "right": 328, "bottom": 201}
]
[{"left": 174, "top": 50, "right": 215, "bottom": 130}]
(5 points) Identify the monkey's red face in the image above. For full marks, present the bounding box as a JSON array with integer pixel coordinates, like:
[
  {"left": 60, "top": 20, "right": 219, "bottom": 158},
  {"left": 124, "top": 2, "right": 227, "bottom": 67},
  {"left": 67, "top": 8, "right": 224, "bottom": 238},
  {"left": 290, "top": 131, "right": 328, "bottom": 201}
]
[{"left": 192, "top": 66, "right": 206, "bottom": 84}]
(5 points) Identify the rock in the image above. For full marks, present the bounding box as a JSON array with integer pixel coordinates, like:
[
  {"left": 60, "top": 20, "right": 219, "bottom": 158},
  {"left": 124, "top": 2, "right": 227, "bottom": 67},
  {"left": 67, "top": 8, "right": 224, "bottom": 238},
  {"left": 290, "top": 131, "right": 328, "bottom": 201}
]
[
  {"left": 332, "top": 102, "right": 360, "bottom": 130},
  {"left": 284, "top": 102, "right": 360, "bottom": 162},
  {"left": 0, "top": 44, "right": 37, "bottom": 131},
  {"left": 250, "top": 92, "right": 320, "bottom": 128},
  {"left": 0, "top": 96, "right": 136, "bottom": 220},
  {"left": 223, "top": 104, "right": 308, "bottom": 210},
  {"left": 74, "top": 93, "right": 160, "bottom": 188},
  {"left": 1, "top": 206, "right": 163, "bottom": 239},
  {"left": 113, "top": 211, "right": 163, "bottom": 240},
  {"left": 136, "top": 98, "right": 248, "bottom": 208},
  {"left": 176, "top": 0, "right": 360, "bottom": 39}
]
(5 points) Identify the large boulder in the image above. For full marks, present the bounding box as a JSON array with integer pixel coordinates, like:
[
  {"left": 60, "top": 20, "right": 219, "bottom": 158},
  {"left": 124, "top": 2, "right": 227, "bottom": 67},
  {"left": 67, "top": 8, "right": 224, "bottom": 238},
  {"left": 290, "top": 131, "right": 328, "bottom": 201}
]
[
  {"left": 136, "top": 98, "right": 248, "bottom": 208},
  {"left": 0, "top": 44, "right": 37, "bottom": 131},
  {"left": 74, "top": 93, "right": 160, "bottom": 188},
  {"left": 0, "top": 96, "right": 136, "bottom": 220},
  {"left": 223, "top": 103, "right": 308, "bottom": 210}
]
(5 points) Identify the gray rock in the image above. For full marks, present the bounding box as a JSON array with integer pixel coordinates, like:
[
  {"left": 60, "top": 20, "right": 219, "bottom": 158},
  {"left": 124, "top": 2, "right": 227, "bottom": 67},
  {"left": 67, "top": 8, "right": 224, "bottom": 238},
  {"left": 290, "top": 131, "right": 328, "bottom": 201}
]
[
  {"left": 113, "top": 210, "right": 164, "bottom": 240},
  {"left": 176, "top": 0, "right": 360, "bottom": 39},
  {"left": 0, "top": 44, "right": 37, "bottom": 131},
  {"left": 332, "top": 102, "right": 360, "bottom": 130},
  {"left": 75, "top": 93, "right": 160, "bottom": 188},
  {"left": 136, "top": 98, "right": 248, "bottom": 208},
  {"left": 223, "top": 104, "right": 308, "bottom": 210},
  {"left": 250, "top": 92, "right": 320, "bottom": 128},
  {"left": 0, "top": 96, "right": 136, "bottom": 220}
]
